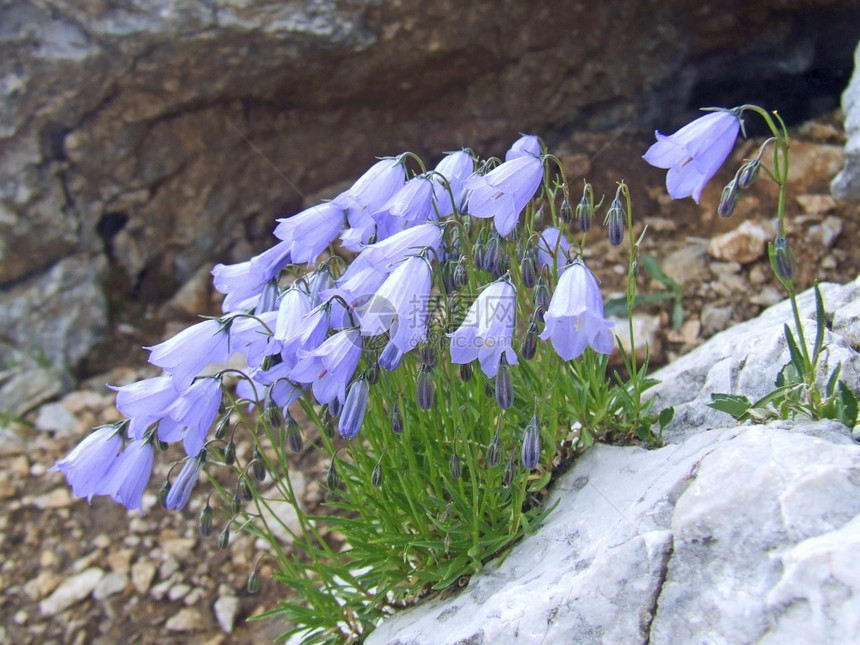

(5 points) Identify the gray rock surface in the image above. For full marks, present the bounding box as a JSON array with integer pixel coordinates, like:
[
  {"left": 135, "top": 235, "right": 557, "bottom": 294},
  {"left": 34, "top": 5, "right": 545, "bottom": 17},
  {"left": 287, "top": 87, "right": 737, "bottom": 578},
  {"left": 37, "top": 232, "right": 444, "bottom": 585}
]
[
  {"left": 832, "top": 39, "right": 860, "bottom": 198},
  {"left": 2, "top": 0, "right": 858, "bottom": 412},
  {"left": 367, "top": 280, "right": 860, "bottom": 645}
]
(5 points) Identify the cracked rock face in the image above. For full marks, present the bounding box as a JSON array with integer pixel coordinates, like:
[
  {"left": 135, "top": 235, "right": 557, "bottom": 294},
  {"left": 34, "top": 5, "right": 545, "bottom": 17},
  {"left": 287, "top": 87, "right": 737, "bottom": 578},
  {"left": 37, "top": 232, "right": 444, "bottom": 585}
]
[
  {"left": 366, "top": 280, "right": 860, "bottom": 644},
  {"left": 1, "top": 0, "right": 858, "bottom": 414}
]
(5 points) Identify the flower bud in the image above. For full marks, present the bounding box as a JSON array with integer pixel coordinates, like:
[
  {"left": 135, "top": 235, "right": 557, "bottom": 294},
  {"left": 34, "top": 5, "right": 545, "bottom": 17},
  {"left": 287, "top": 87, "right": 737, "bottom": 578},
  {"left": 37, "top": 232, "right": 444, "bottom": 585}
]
[
  {"left": 231, "top": 493, "right": 241, "bottom": 515},
  {"left": 503, "top": 458, "right": 516, "bottom": 487},
  {"left": 264, "top": 393, "right": 282, "bottom": 429},
  {"left": 606, "top": 197, "right": 624, "bottom": 246},
  {"left": 218, "top": 528, "right": 230, "bottom": 550},
  {"left": 449, "top": 451, "right": 462, "bottom": 479},
  {"left": 366, "top": 361, "right": 380, "bottom": 385},
  {"left": 379, "top": 341, "right": 404, "bottom": 371},
  {"left": 560, "top": 196, "right": 574, "bottom": 224},
  {"left": 240, "top": 478, "right": 253, "bottom": 501},
  {"left": 328, "top": 397, "right": 342, "bottom": 418},
  {"left": 372, "top": 462, "right": 383, "bottom": 488},
  {"left": 422, "top": 344, "right": 437, "bottom": 369},
  {"left": 251, "top": 448, "right": 266, "bottom": 482},
  {"left": 247, "top": 571, "right": 260, "bottom": 594},
  {"left": 390, "top": 403, "right": 403, "bottom": 435},
  {"left": 485, "top": 234, "right": 501, "bottom": 274},
  {"left": 417, "top": 368, "right": 435, "bottom": 410},
  {"left": 521, "top": 319, "right": 539, "bottom": 361},
  {"left": 738, "top": 158, "right": 761, "bottom": 189},
  {"left": 718, "top": 179, "right": 740, "bottom": 218},
  {"left": 520, "top": 248, "right": 537, "bottom": 289},
  {"left": 459, "top": 362, "right": 473, "bottom": 382},
  {"left": 453, "top": 261, "right": 468, "bottom": 289},
  {"left": 223, "top": 439, "right": 237, "bottom": 466},
  {"left": 576, "top": 192, "right": 593, "bottom": 233},
  {"left": 773, "top": 236, "right": 797, "bottom": 282},
  {"left": 533, "top": 204, "right": 545, "bottom": 227},
  {"left": 473, "top": 240, "right": 486, "bottom": 271},
  {"left": 495, "top": 355, "right": 514, "bottom": 410},
  {"left": 214, "top": 414, "right": 231, "bottom": 440},
  {"left": 326, "top": 460, "right": 339, "bottom": 490},
  {"left": 442, "top": 261, "right": 458, "bottom": 293},
  {"left": 522, "top": 415, "right": 541, "bottom": 470},
  {"left": 487, "top": 431, "right": 502, "bottom": 468},
  {"left": 199, "top": 502, "right": 214, "bottom": 537},
  {"left": 339, "top": 379, "right": 369, "bottom": 439},
  {"left": 286, "top": 419, "right": 303, "bottom": 454},
  {"left": 534, "top": 277, "right": 550, "bottom": 323},
  {"left": 159, "top": 480, "right": 171, "bottom": 508}
]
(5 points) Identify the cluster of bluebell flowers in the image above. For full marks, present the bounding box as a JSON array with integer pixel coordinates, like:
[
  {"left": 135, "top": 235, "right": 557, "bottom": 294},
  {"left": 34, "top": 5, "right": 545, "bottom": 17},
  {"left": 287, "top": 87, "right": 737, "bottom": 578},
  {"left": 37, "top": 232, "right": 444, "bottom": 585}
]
[{"left": 53, "top": 133, "right": 635, "bottom": 520}]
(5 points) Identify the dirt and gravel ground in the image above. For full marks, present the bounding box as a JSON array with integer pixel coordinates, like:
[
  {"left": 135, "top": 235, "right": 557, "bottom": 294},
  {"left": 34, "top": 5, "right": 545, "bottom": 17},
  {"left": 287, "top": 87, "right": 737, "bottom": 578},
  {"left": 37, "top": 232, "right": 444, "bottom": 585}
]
[{"left": 2, "top": 111, "right": 858, "bottom": 644}]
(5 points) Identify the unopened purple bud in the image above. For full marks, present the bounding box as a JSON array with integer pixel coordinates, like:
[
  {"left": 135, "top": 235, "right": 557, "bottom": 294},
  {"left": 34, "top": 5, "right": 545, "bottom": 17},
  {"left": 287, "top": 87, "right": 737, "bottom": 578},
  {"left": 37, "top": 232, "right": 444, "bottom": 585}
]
[
  {"left": 372, "top": 462, "right": 383, "bottom": 488},
  {"left": 560, "top": 196, "right": 573, "bottom": 224},
  {"left": 534, "top": 277, "right": 550, "bottom": 319},
  {"left": 738, "top": 158, "right": 761, "bottom": 189},
  {"left": 521, "top": 320, "right": 539, "bottom": 360},
  {"left": 503, "top": 457, "right": 516, "bottom": 486},
  {"left": 264, "top": 394, "right": 282, "bottom": 428},
  {"left": 576, "top": 192, "right": 593, "bottom": 233},
  {"left": 256, "top": 279, "right": 280, "bottom": 314},
  {"left": 449, "top": 451, "right": 462, "bottom": 479},
  {"left": 520, "top": 248, "right": 537, "bottom": 289},
  {"left": 474, "top": 241, "right": 486, "bottom": 271},
  {"left": 495, "top": 354, "right": 514, "bottom": 409},
  {"left": 286, "top": 418, "right": 303, "bottom": 454},
  {"left": 165, "top": 449, "right": 206, "bottom": 510},
  {"left": 773, "top": 236, "right": 797, "bottom": 282},
  {"left": 390, "top": 403, "right": 403, "bottom": 435},
  {"left": 218, "top": 528, "right": 230, "bottom": 550},
  {"left": 487, "top": 431, "right": 502, "bottom": 467},
  {"left": 247, "top": 571, "right": 260, "bottom": 594},
  {"left": 417, "top": 368, "right": 435, "bottom": 410},
  {"left": 240, "top": 478, "right": 253, "bottom": 501},
  {"left": 223, "top": 439, "right": 236, "bottom": 466},
  {"left": 379, "top": 341, "right": 404, "bottom": 371},
  {"left": 453, "top": 261, "right": 468, "bottom": 289},
  {"left": 214, "top": 414, "right": 231, "bottom": 441},
  {"left": 340, "top": 379, "right": 369, "bottom": 439},
  {"left": 252, "top": 448, "right": 266, "bottom": 482},
  {"left": 326, "top": 460, "right": 339, "bottom": 490},
  {"left": 606, "top": 197, "right": 625, "bottom": 246},
  {"left": 522, "top": 415, "right": 541, "bottom": 470},
  {"left": 484, "top": 234, "right": 501, "bottom": 274},
  {"left": 159, "top": 481, "right": 171, "bottom": 508},
  {"left": 199, "top": 501, "right": 214, "bottom": 537},
  {"left": 231, "top": 493, "right": 241, "bottom": 514},
  {"left": 328, "top": 397, "right": 342, "bottom": 418},
  {"left": 459, "top": 363, "right": 473, "bottom": 382},
  {"left": 366, "top": 361, "right": 380, "bottom": 385},
  {"left": 718, "top": 179, "right": 740, "bottom": 218},
  {"left": 421, "top": 344, "right": 437, "bottom": 369}
]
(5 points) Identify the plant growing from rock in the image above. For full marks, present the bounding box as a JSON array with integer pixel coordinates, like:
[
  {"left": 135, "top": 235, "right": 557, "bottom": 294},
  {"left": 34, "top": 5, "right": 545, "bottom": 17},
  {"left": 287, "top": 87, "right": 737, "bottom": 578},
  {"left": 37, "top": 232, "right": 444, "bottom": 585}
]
[{"left": 642, "top": 106, "right": 858, "bottom": 427}]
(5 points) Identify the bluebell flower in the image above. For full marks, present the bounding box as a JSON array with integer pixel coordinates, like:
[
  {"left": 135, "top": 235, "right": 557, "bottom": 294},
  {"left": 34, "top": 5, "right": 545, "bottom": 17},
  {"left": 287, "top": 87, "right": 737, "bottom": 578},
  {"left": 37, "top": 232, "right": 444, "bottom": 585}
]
[
  {"left": 339, "top": 379, "right": 370, "bottom": 439},
  {"left": 378, "top": 340, "right": 404, "bottom": 371},
  {"left": 273, "top": 202, "right": 345, "bottom": 266},
  {"left": 323, "top": 266, "right": 388, "bottom": 320},
  {"left": 505, "top": 134, "right": 542, "bottom": 161},
  {"left": 164, "top": 449, "right": 206, "bottom": 510},
  {"left": 212, "top": 240, "right": 293, "bottom": 313},
  {"left": 98, "top": 438, "right": 156, "bottom": 512},
  {"left": 643, "top": 110, "right": 740, "bottom": 203},
  {"left": 432, "top": 150, "right": 475, "bottom": 217},
  {"left": 110, "top": 375, "right": 180, "bottom": 439},
  {"left": 290, "top": 329, "right": 363, "bottom": 405},
  {"left": 276, "top": 290, "right": 330, "bottom": 367},
  {"left": 374, "top": 175, "right": 437, "bottom": 239},
  {"left": 449, "top": 279, "right": 518, "bottom": 378},
  {"left": 230, "top": 311, "right": 280, "bottom": 369},
  {"left": 146, "top": 318, "right": 231, "bottom": 391},
  {"left": 539, "top": 260, "right": 615, "bottom": 360},
  {"left": 521, "top": 415, "right": 541, "bottom": 470},
  {"left": 536, "top": 227, "right": 570, "bottom": 273},
  {"left": 359, "top": 255, "right": 432, "bottom": 355},
  {"left": 353, "top": 222, "right": 443, "bottom": 274},
  {"left": 464, "top": 154, "right": 544, "bottom": 236},
  {"left": 158, "top": 376, "right": 223, "bottom": 457},
  {"left": 50, "top": 424, "right": 124, "bottom": 501},
  {"left": 338, "top": 157, "right": 407, "bottom": 251}
]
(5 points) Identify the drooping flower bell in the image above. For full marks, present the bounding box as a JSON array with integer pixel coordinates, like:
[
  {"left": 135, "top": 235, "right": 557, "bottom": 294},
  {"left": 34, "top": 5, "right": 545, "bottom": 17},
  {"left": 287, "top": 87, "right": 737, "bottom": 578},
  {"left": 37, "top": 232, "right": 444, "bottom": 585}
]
[
  {"left": 50, "top": 423, "right": 125, "bottom": 502},
  {"left": 338, "top": 156, "right": 408, "bottom": 251},
  {"left": 97, "top": 437, "right": 157, "bottom": 512},
  {"left": 146, "top": 318, "right": 232, "bottom": 391},
  {"left": 521, "top": 414, "right": 541, "bottom": 470},
  {"left": 272, "top": 202, "right": 346, "bottom": 266},
  {"left": 164, "top": 449, "right": 206, "bottom": 511},
  {"left": 359, "top": 255, "right": 433, "bottom": 355},
  {"left": 158, "top": 376, "right": 224, "bottom": 457},
  {"left": 449, "top": 278, "right": 518, "bottom": 378},
  {"left": 339, "top": 379, "right": 370, "bottom": 439},
  {"left": 643, "top": 109, "right": 741, "bottom": 203},
  {"left": 464, "top": 153, "right": 544, "bottom": 236},
  {"left": 540, "top": 260, "right": 615, "bottom": 361},
  {"left": 289, "top": 328, "right": 363, "bottom": 406}
]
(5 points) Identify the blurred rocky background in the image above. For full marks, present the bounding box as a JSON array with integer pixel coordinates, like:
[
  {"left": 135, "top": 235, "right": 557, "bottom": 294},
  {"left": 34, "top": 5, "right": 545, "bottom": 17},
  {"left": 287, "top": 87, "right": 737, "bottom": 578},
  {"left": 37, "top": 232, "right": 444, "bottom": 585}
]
[{"left": 2, "top": 0, "right": 859, "bottom": 416}]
